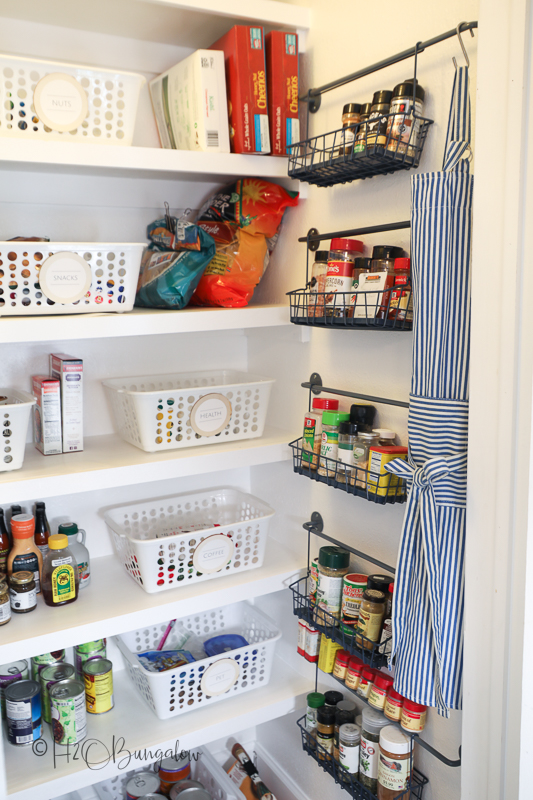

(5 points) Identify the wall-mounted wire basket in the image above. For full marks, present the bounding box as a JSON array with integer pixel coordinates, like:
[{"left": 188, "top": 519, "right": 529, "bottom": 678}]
[{"left": 287, "top": 285, "right": 413, "bottom": 330}]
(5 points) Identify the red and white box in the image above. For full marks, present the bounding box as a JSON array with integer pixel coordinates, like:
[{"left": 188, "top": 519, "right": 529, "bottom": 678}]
[
  {"left": 265, "top": 31, "right": 300, "bottom": 156},
  {"left": 32, "top": 376, "right": 62, "bottom": 456},
  {"left": 50, "top": 353, "right": 84, "bottom": 453},
  {"left": 210, "top": 25, "right": 270, "bottom": 154}
]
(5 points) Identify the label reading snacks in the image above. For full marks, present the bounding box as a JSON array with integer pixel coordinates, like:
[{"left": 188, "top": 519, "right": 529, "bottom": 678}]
[
  {"left": 33, "top": 73, "right": 88, "bottom": 132},
  {"left": 189, "top": 393, "right": 232, "bottom": 437},
  {"left": 39, "top": 252, "right": 92, "bottom": 304}
]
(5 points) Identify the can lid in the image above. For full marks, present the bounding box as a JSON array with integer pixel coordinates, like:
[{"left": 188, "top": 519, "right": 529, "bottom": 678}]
[
  {"left": 379, "top": 725, "right": 413, "bottom": 755},
  {"left": 312, "top": 397, "right": 339, "bottom": 411},
  {"left": 82, "top": 658, "right": 112, "bottom": 677},
  {"left": 169, "top": 781, "right": 206, "bottom": 800},
  {"left": 362, "top": 589, "right": 386, "bottom": 604},
  {"left": 371, "top": 245, "right": 404, "bottom": 260},
  {"left": 314, "top": 250, "right": 330, "bottom": 263},
  {"left": 324, "top": 690, "right": 344, "bottom": 706},
  {"left": 372, "top": 428, "right": 396, "bottom": 439},
  {"left": 40, "top": 663, "right": 75, "bottom": 681},
  {"left": 160, "top": 752, "right": 191, "bottom": 770},
  {"left": 319, "top": 545, "right": 350, "bottom": 570},
  {"left": 402, "top": 698, "right": 427, "bottom": 713},
  {"left": 4, "top": 679, "right": 40, "bottom": 701},
  {"left": 339, "top": 421, "right": 358, "bottom": 435},
  {"left": 344, "top": 573, "right": 368, "bottom": 584},
  {"left": 307, "top": 691, "right": 326, "bottom": 709},
  {"left": 373, "top": 673, "right": 394, "bottom": 691},
  {"left": 49, "top": 533, "right": 68, "bottom": 550},
  {"left": 339, "top": 723, "right": 361, "bottom": 742},
  {"left": 393, "top": 80, "right": 425, "bottom": 102},
  {"left": 10, "top": 571, "right": 34, "bottom": 585},
  {"left": 372, "top": 89, "right": 393, "bottom": 106},
  {"left": 394, "top": 257, "right": 411, "bottom": 271},
  {"left": 330, "top": 238, "right": 364, "bottom": 253},
  {"left": 362, "top": 706, "right": 391, "bottom": 733},
  {"left": 11, "top": 515, "right": 35, "bottom": 538},
  {"left": 49, "top": 679, "right": 85, "bottom": 700},
  {"left": 342, "top": 103, "right": 362, "bottom": 114},
  {"left": 360, "top": 102, "right": 373, "bottom": 116},
  {"left": 58, "top": 522, "right": 79, "bottom": 535}
]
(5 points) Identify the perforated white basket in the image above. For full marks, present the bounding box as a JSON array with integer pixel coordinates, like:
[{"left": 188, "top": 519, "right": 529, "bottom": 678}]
[
  {"left": 0, "top": 241, "right": 145, "bottom": 315},
  {"left": 0, "top": 53, "right": 145, "bottom": 145},
  {"left": 0, "top": 389, "right": 36, "bottom": 472},
  {"left": 93, "top": 746, "right": 242, "bottom": 800},
  {"left": 102, "top": 370, "right": 275, "bottom": 453},
  {"left": 115, "top": 602, "right": 281, "bottom": 720},
  {"left": 104, "top": 488, "right": 274, "bottom": 594}
]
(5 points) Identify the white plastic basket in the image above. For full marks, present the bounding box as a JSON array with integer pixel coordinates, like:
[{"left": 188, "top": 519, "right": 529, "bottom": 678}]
[
  {"left": 115, "top": 602, "right": 281, "bottom": 720},
  {"left": 0, "top": 241, "right": 145, "bottom": 315},
  {"left": 0, "top": 53, "right": 145, "bottom": 145},
  {"left": 104, "top": 487, "right": 274, "bottom": 594},
  {"left": 93, "top": 746, "right": 242, "bottom": 800},
  {"left": 0, "top": 389, "right": 36, "bottom": 472},
  {"left": 102, "top": 370, "right": 275, "bottom": 453}
]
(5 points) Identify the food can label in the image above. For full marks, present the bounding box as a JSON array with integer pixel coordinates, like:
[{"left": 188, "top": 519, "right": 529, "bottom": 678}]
[
  {"left": 377, "top": 751, "right": 410, "bottom": 791},
  {"left": 360, "top": 735, "right": 379, "bottom": 779},
  {"left": 0, "top": 662, "right": 28, "bottom": 719},
  {"left": 75, "top": 648, "right": 105, "bottom": 679},
  {"left": 76, "top": 640, "right": 106, "bottom": 654},
  {"left": 31, "top": 652, "right": 65, "bottom": 681},
  {"left": 52, "top": 692, "right": 87, "bottom": 744},
  {"left": 51, "top": 563, "right": 76, "bottom": 602},
  {"left": 342, "top": 578, "right": 366, "bottom": 619},
  {"left": 84, "top": 670, "right": 114, "bottom": 714},
  {"left": 339, "top": 741, "right": 360, "bottom": 773},
  {"left": 6, "top": 695, "right": 41, "bottom": 745}
]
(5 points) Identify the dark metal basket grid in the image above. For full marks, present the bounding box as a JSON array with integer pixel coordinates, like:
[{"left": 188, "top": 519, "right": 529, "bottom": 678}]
[{"left": 287, "top": 285, "right": 413, "bottom": 330}]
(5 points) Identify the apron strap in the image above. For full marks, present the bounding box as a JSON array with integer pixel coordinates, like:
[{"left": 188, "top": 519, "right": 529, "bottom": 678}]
[{"left": 443, "top": 66, "right": 471, "bottom": 171}]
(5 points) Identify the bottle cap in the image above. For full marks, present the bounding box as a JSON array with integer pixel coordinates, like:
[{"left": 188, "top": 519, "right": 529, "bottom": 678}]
[
  {"left": 336, "top": 699, "right": 356, "bottom": 714},
  {"left": 307, "top": 692, "right": 326, "bottom": 709},
  {"left": 314, "top": 251, "right": 330, "bottom": 263},
  {"left": 330, "top": 238, "right": 364, "bottom": 253},
  {"left": 394, "top": 257, "right": 411, "bottom": 271},
  {"left": 35, "top": 501, "right": 45, "bottom": 510},
  {"left": 372, "top": 428, "right": 396, "bottom": 439},
  {"left": 371, "top": 245, "right": 404, "bottom": 260},
  {"left": 319, "top": 546, "right": 350, "bottom": 571},
  {"left": 379, "top": 725, "right": 413, "bottom": 755},
  {"left": 317, "top": 707, "right": 336, "bottom": 724},
  {"left": 322, "top": 411, "right": 350, "bottom": 426},
  {"left": 324, "top": 690, "right": 344, "bottom": 706},
  {"left": 362, "top": 589, "right": 386, "bottom": 604},
  {"left": 339, "top": 422, "right": 358, "bottom": 435},
  {"left": 372, "top": 89, "right": 393, "bottom": 106},
  {"left": 362, "top": 706, "right": 392, "bottom": 734},
  {"left": 48, "top": 534, "right": 68, "bottom": 550},
  {"left": 339, "top": 723, "right": 361, "bottom": 742},
  {"left": 348, "top": 656, "right": 364, "bottom": 672},
  {"left": 373, "top": 673, "right": 394, "bottom": 691},
  {"left": 342, "top": 103, "right": 362, "bottom": 115},
  {"left": 334, "top": 650, "right": 351, "bottom": 666},
  {"left": 389, "top": 582, "right": 395, "bottom": 594},
  {"left": 402, "top": 698, "right": 427, "bottom": 713},
  {"left": 11, "top": 515, "right": 35, "bottom": 539},
  {"left": 58, "top": 522, "right": 79, "bottom": 536},
  {"left": 387, "top": 688, "right": 404, "bottom": 703},
  {"left": 312, "top": 398, "right": 339, "bottom": 411},
  {"left": 10, "top": 571, "right": 34, "bottom": 585},
  {"left": 367, "top": 574, "right": 394, "bottom": 593},
  {"left": 361, "top": 666, "right": 376, "bottom": 681},
  {"left": 392, "top": 80, "right": 425, "bottom": 102},
  {"left": 360, "top": 102, "right": 373, "bottom": 116},
  {"left": 358, "top": 432, "right": 379, "bottom": 441}
]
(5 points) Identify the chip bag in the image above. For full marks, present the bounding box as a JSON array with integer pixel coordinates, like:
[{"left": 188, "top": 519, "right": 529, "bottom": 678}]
[{"left": 192, "top": 178, "right": 299, "bottom": 307}]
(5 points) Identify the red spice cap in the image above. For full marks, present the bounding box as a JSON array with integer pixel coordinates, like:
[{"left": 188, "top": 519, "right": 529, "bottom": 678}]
[
  {"left": 394, "top": 258, "right": 411, "bottom": 270},
  {"left": 312, "top": 398, "right": 339, "bottom": 411},
  {"left": 361, "top": 666, "right": 376, "bottom": 681},
  {"left": 348, "top": 656, "right": 364, "bottom": 672},
  {"left": 335, "top": 650, "right": 351, "bottom": 666},
  {"left": 387, "top": 688, "right": 404, "bottom": 703},
  {"left": 369, "top": 446, "right": 408, "bottom": 454},
  {"left": 389, "top": 583, "right": 395, "bottom": 594},
  {"left": 330, "top": 238, "right": 364, "bottom": 253},
  {"left": 373, "top": 673, "right": 394, "bottom": 691},
  {"left": 402, "top": 698, "right": 427, "bottom": 712}
]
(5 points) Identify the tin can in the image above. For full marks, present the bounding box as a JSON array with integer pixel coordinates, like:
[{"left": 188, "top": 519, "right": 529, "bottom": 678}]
[
  {"left": 83, "top": 657, "right": 114, "bottom": 714},
  {"left": 171, "top": 789, "right": 211, "bottom": 800},
  {"left": 169, "top": 780, "right": 205, "bottom": 800},
  {"left": 0, "top": 659, "right": 29, "bottom": 718},
  {"left": 31, "top": 650, "right": 65, "bottom": 680},
  {"left": 5, "top": 679, "right": 41, "bottom": 745},
  {"left": 50, "top": 679, "right": 87, "bottom": 745},
  {"left": 309, "top": 558, "right": 319, "bottom": 603},
  {"left": 139, "top": 795, "right": 167, "bottom": 800},
  {"left": 157, "top": 752, "right": 192, "bottom": 793},
  {"left": 75, "top": 639, "right": 106, "bottom": 678},
  {"left": 126, "top": 772, "right": 161, "bottom": 799},
  {"left": 341, "top": 573, "right": 368, "bottom": 636},
  {"left": 40, "top": 663, "right": 76, "bottom": 724}
]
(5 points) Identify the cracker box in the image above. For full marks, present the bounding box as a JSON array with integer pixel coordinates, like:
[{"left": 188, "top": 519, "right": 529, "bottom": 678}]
[
  {"left": 149, "top": 50, "right": 230, "bottom": 152},
  {"left": 265, "top": 31, "right": 300, "bottom": 156},
  {"left": 210, "top": 25, "right": 270, "bottom": 154},
  {"left": 32, "top": 376, "right": 62, "bottom": 456},
  {"left": 50, "top": 353, "right": 83, "bottom": 453}
]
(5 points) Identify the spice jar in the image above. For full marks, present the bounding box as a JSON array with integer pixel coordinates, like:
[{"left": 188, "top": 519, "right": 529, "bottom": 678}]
[
  {"left": 377, "top": 726, "right": 413, "bottom": 800},
  {"left": 334, "top": 700, "right": 356, "bottom": 760},
  {"left": 308, "top": 250, "right": 329, "bottom": 318},
  {"left": 309, "top": 556, "right": 319, "bottom": 602},
  {"left": 318, "top": 412, "right": 350, "bottom": 477},
  {"left": 325, "top": 238, "right": 364, "bottom": 317},
  {"left": 356, "top": 590, "right": 386, "bottom": 649},
  {"left": 337, "top": 422, "right": 358, "bottom": 483},
  {"left": 368, "top": 673, "right": 394, "bottom": 711},
  {"left": 372, "top": 429, "right": 397, "bottom": 446},
  {"left": 388, "top": 258, "right": 412, "bottom": 322},
  {"left": 400, "top": 699, "right": 427, "bottom": 732},
  {"left": 332, "top": 649, "right": 350, "bottom": 681},
  {"left": 378, "top": 582, "right": 394, "bottom": 655},
  {"left": 359, "top": 708, "right": 391, "bottom": 794},
  {"left": 353, "top": 102, "right": 373, "bottom": 153},
  {"left": 353, "top": 432, "right": 379, "bottom": 488},
  {"left": 339, "top": 723, "right": 361, "bottom": 780},
  {"left": 302, "top": 398, "right": 339, "bottom": 471},
  {"left": 339, "top": 103, "right": 362, "bottom": 156},
  {"left": 0, "top": 577, "right": 10, "bottom": 625},
  {"left": 386, "top": 80, "right": 426, "bottom": 157},
  {"left": 9, "top": 571, "right": 37, "bottom": 614},
  {"left": 345, "top": 656, "right": 364, "bottom": 690},
  {"left": 366, "top": 90, "right": 393, "bottom": 148},
  {"left": 324, "top": 690, "right": 344, "bottom": 708},
  {"left": 384, "top": 688, "right": 404, "bottom": 722},
  {"left": 356, "top": 667, "right": 376, "bottom": 699},
  {"left": 371, "top": 246, "right": 404, "bottom": 274},
  {"left": 347, "top": 258, "right": 373, "bottom": 317},
  {"left": 306, "top": 691, "right": 325, "bottom": 733},
  {"left": 316, "top": 707, "right": 336, "bottom": 758},
  {"left": 315, "top": 546, "right": 351, "bottom": 625},
  {"left": 367, "top": 574, "right": 394, "bottom": 596},
  {"left": 341, "top": 573, "right": 368, "bottom": 636},
  {"left": 304, "top": 623, "right": 320, "bottom": 663}
]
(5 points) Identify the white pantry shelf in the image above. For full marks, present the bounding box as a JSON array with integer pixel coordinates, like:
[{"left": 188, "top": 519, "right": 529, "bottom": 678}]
[
  {"left": 0, "top": 538, "right": 304, "bottom": 664},
  {"left": 0, "top": 305, "right": 291, "bottom": 344},
  {"left": 5, "top": 654, "right": 309, "bottom": 800},
  {"left": 0, "top": 428, "right": 293, "bottom": 503}
]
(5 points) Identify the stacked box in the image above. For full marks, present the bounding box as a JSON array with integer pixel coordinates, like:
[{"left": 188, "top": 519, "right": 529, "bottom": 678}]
[
  {"left": 32, "top": 376, "right": 62, "bottom": 456},
  {"left": 50, "top": 354, "right": 83, "bottom": 453},
  {"left": 265, "top": 31, "right": 300, "bottom": 156},
  {"left": 210, "top": 25, "right": 270, "bottom": 154}
]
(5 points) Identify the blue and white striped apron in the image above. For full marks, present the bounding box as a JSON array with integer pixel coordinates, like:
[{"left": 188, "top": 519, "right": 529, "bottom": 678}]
[{"left": 386, "top": 67, "right": 473, "bottom": 716}]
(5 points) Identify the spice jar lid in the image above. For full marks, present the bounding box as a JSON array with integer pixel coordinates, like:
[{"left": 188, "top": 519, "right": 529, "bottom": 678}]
[
  {"left": 339, "top": 723, "right": 361, "bottom": 742},
  {"left": 339, "top": 422, "right": 358, "bottom": 435},
  {"left": 379, "top": 725, "right": 413, "bottom": 755},
  {"left": 372, "top": 428, "right": 396, "bottom": 439},
  {"left": 11, "top": 515, "right": 35, "bottom": 538},
  {"left": 372, "top": 89, "right": 393, "bottom": 106},
  {"left": 312, "top": 398, "right": 339, "bottom": 411},
  {"left": 402, "top": 698, "right": 427, "bottom": 712},
  {"left": 387, "top": 688, "right": 404, "bottom": 703},
  {"left": 307, "top": 692, "right": 326, "bottom": 709},
  {"left": 336, "top": 699, "right": 356, "bottom": 714},
  {"left": 371, "top": 245, "right": 404, "bottom": 260},
  {"left": 58, "top": 522, "right": 79, "bottom": 535},
  {"left": 314, "top": 250, "right": 330, "bottom": 263},
  {"left": 358, "top": 432, "right": 378, "bottom": 441},
  {"left": 48, "top": 533, "right": 68, "bottom": 550},
  {"left": 345, "top": 573, "right": 368, "bottom": 584},
  {"left": 348, "top": 656, "right": 364, "bottom": 671},
  {"left": 367, "top": 575, "right": 394, "bottom": 593},
  {"left": 317, "top": 707, "right": 336, "bottom": 724},
  {"left": 354, "top": 257, "right": 372, "bottom": 270},
  {"left": 360, "top": 102, "right": 373, "bottom": 116},
  {"left": 334, "top": 650, "right": 351, "bottom": 666},
  {"left": 393, "top": 80, "right": 425, "bottom": 102},
  {"left": 330, "top": 237, "right": 364, "bottom": 253},
  {"left": 342, "top": 103, "right": 362, "bottom": 114},
  {"left": 394, "top": 257, "right": 411, "bottom": 271},
  {"left": 373, "top": 673, "right": 394, "bottom": 691},
  {"left": 361, "top": 666, "right": 376, "bottom": 681},
  {"left": 319, "top": 546, "right": 350, "bottom": 571},
  {"left": 10, "top": 571, "right": 34, "bottom": 585},
  {"left": 322, "top": 411, "right": 350, "bottom": 426},
  {"left": 324, "top": 689, "right": 344, "bottom": 706},
  {"left": 362, "top": 589, "right": 386, "bottom": 604},
  {"left": 362, "top": 706, "right": 392, "bottom": 733},
  {"left": 389, "top": 583, "right": 394, "bottom": 594}
]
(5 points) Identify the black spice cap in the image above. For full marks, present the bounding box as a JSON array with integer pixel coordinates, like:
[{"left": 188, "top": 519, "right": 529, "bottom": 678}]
[
  {"left": 343, "top": 103, "right": 362, "bottom": 114},
  {"left": 339, "top": 422, "right": 358, "bottom": 436},
  {"left": 393, "top": 80, "right": 425, "bottom": 103},
  {"left": 360, "top": 103, "right": 373, "bottom": 116},
  {"left": 372, "top": 90, "right": 393, "bottom": 106},
  {"left": 314, "top": 251, "right": 329, "bottom": 262},
  {"left": 371, "top": 245, "right": 404, "bottom": 260}
]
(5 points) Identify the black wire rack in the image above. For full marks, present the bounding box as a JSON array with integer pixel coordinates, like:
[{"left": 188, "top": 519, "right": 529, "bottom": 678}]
[{"left": 288, "top": 285, "right": 413, "bottom": 330}]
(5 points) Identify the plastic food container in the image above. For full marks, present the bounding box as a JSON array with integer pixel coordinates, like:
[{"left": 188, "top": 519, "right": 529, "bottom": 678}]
[
  {"left": 115, "top": 602, "right": 281, "bottom": 720},
  {"left": 104, "top": 487, "right": 274, "bottom": 594},
  {"left": 0, "top": 53, "right": 145, "bottom": 145},
  {"left": 0, "top": 389, "right": 36, "bottom": 472},
  {"left": 102, "top": 370, "right": 275, "bottom": 452}
]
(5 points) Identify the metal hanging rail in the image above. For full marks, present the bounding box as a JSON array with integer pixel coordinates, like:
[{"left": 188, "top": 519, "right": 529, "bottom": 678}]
[
  {"left": 301, "top": 21, "right": 478, "bottom": 112},
  {"left": 299, "top": 221, "right": 411, "bottom": 247},
  {"left": 303, "top": 372, "right": 410, "bottom": 409}
]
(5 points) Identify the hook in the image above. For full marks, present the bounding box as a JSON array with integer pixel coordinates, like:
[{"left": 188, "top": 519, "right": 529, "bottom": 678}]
[{"left": 452, "top": 21, "right": 474, "bottom": 69}]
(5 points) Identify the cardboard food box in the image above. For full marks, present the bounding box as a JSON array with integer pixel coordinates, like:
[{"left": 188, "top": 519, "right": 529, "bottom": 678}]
[
  {"left": 265, "top": 31, "right": 300, "bottom": 156},
  {"left": 149, "top": 49, "right": 230, "bottom": 152},
  {"left": 50, "top": 353, "right": 83, "bottom": 453},
  {"left": 32, "top": 376, "right": 62, "bottom": 456},
  {"left": 353, "top": 271, "right": 396, "bottom": 319},
  {"left": 210, "top": 25, "right": 270, "bottom": 154}
]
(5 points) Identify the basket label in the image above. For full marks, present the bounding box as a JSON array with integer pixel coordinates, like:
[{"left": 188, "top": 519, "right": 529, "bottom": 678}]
[
  {"left": 39, "top": 252, "right": 92, "bottom": 304},
  {"left": 192, "top": 534, "right": 234, "bottom": 574},
  {"left": 189, "top": 393, "right": 232, "bottom": 437},
  {"left": 200, "top": 658, "right": 240, "bottom": 696},
  {"left": 33, "top": 72, "right": 88, "bottom": 132}
]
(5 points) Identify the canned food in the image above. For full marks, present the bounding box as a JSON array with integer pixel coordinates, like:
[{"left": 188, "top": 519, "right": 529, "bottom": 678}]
[
  {"left": 0, "top": 659, "right": 29, "bottom": 718},
  {"left": 139, "top": 795, "right": 167, "bottom": 800},
  {"left": 126, "top": 772, "right": 161, "bottom": 799},
  {"left": 5, "top": 679, "right": 41, "bottom": 745},
  {"left": 50, "top": 679, "right": 87, "bottom": 745},
  {"left": 171, "top": 789, "right": 211, "bottom": 800},
  {"left": 40, "top": 663, "right": 76, "bottom": 724},
  {"left": 75, "top": 639, "right": 106, "bottom": 678},
  {"left": 83, "top": 657, "right": 113, "bottom": 714},
  {"left": 31, "top": 650, "right": 66, "bottom": 680},
  {"left": 158, "top": 752, "right": 191, "bottom": 783},
  {"left": 169, "top": 780, "right": 205, "bottom": 800}
]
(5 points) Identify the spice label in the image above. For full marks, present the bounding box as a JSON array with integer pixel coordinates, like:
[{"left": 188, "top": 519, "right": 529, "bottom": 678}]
[
  {"left": 9, "top": 585, "right": 37, "bottom": 611},
  {"left": 192, "top": 533, "right": 234, "bottom": 574},
  {"left": 377, "top": 751, "right": 411, "bottom": 791},
  {"left": 39, "top": 252, "right": 92, "bottom": 304},
  {"left": 302, "top": 416, "right": 318, "bottom": 464},
  {"left": 342, "top": 581, "right": 366, "bottom": 617},
  {"left": 325, "top": 261, "right": 354, "bottom": 308},
  {"left": 400, "top": 709, "right": 427, "bottom": 731},
  {"left": 189, "top": 393, "right": 232, "bottom": 437},
  {"left": 297, "top": 620, "right": 307, "bottom": 653},
  {"left": 200, "top": 658, "right": 240, "bottom": 695},
  {"left": 339, "top": 741, "right": 360, "bottom": 774},
  {"left": 320, "top": 430, "right": 339, "bottom": 463},
  {"left": 33, "top": 72, "right": 88, "bottom": 132},
  {"left": 337, "top": 444, "right": 355, "bottom": 467},
  {"left": 353, "top": 272, "right": 395, "bottom": 319},
  {"left": 305, "top": 627, "right": 319, "bottom": 657},
  {"left": 384, "top": 697, "right": 402, "bottom": 721},
  {"left": 360, "top": 734, "right": 379, "bottom": 779},
  {"left": 316, "top": 574, "right": 344, "bottom": 614},
  {"left": 12, "top": 553, "right": 40, "bottom": 593},
  {"left": 357, "top": 608, "right": 383, "bottom": 641},
  {"left": 51, "top": 564, "right": 76, "bottom": 603}
]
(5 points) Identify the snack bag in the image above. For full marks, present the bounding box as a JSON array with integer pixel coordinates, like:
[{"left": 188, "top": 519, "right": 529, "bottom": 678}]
[{"left": 192, "top": 178, "right": 298, "bottom": 307}]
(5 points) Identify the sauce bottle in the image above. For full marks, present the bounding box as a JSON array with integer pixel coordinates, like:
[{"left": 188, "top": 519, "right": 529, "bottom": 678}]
[
  {"left": 34, "top": 502, "right": 50, "bottom": 560},
  {"left": 42, "top": 534, "right": 79, "bottom": 607},
  {"left": 0, "top": 510, "right": 10, "bottom": 573},
  {"left": 7, "top": 515, "right": 43, "bottom": 594}
]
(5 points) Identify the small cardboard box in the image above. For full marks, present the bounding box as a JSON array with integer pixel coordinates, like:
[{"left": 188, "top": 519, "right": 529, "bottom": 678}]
[
  {"left": 32, "top": 376, "right": 62, "bottom": 456},
  {"left": 50, "top": 353, "right": 83, "bottom": 453},
  {"left": 265, "top": 31, "right": 300, "bottom": 156}
]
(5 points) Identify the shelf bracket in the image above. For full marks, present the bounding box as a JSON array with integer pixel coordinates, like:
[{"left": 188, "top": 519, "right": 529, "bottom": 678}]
[{"left": 415, "top": 737, "right": 462, "bottom": 768}]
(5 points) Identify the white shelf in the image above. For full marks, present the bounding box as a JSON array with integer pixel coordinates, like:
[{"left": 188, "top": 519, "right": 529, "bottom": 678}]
[
  {"left": 0, "top": 539, "right": 304, "bottom": 664},
  {"left": 0, "top": 428, "right": 293, "bottom": 503},
  {"left": 5, "top": 654, "right": 310, "bottom": 800},
  {"left": 0, "top": 0, "right": 311, "bottom": 48},
  {"left": 0, "top": 304, "right": 291, "bottom": 344}
]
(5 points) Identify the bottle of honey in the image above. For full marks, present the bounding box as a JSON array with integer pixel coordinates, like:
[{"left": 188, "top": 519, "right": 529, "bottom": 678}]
[{"left": 42, "top": 534, "right": 79, "bottom": 607}]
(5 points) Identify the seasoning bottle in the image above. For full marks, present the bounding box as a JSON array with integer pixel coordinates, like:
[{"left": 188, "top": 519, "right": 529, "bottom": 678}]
[
  {"left": 7, "top": 515, "right": 42, "bottom": 594},
  {"left": 347, "top": 258, "right": 373, "bottom": 317},
  {"left": 341, "top": 573, "right": 368, "bottom": 637},
  {"left": 353, "top": 431, "right": 380, "bottom": 488},
  {"left": 0, "top": 510, "right": 10, "bottom": 573},
  {"left": 356, "top": 666, "right": 376, "bottom": 699},
  {"left": 34, "top": 502, "right": 50, "bottom": 560},
  {"left": 308, "top": 250, "right": 329, "bottom": 318},
  {"left": 59, "top": 522, "right": 91, "bottom": 589},
  {"left": 345, "top": 656, "right": 364, "bottom": 691},
  {"left": 359, "top": 708, "right": 392, "bottom": 794},
  {"left": 334, "top": 700, "right": 356, "bottom": 760},
  {"left": 297, "top": 618, "right": 307, "bottom": 656},
  {"left": 350, "top": 403, "right": 377, "bottom": 432},
  {"left": 366, "top": 90, "right": 393, "bottom": 148},
  {"left": 368, "top": 574, "right": 394, "bottom": 597},
  {"left": 309, "top": 556, "right": 320, "bottom": 603},
  {"left": 370, "top": 245, "right": 404, "bottom": 274},
  {"left": 324, "top": 690, "right": 344, "bottom": 708},
  {"left": 372, "top": 429, "right": 397, "bottom": 446},
  {"left": 315, "top": 545, "right": 351, "bottom": 625},
  {"left": 379, "top": 583, "right": 394, "bottom": 655},
  {"left": 339, "top": 723, "right": 361, "bottom": 780},
  {"left": 325, "top": 238, "right": 364, "bottom": 318},
  {"left": 356, "top": 590, "right": 386, "bottom": 649},
  {"left": 318, "top": 411, "right": 350, "bottom": 478},
  {"left": 388, "top": 258, "right": 412, "bottom": 322},
  {"left": 377, "top": 726, "right": 413, "bottom": 800},
  {"left": 304, "top": 398, "right": 339, "bottom": 471},
  {"left": 304, "top": 623, "right": 320, "bottom": 663},
  {"left": 353, "top": 102, "right": 373, "bottom": 153},
  {"left": 332, "top": 649, "right": 350, "bottom": 681},
  {"left": 316, "top": 707, "right": 336, "bottom": 759},
  {"left": 9, "top": 571, "right": 37, "bottom": 614},
  {"left": 386, "top": 79, "right": 426, "bottom": 157},
  {"left": 384, "top": 688, "right": 404, "bottom": 722},
  {"left": 42, "top": 534, "right": 79, "bottom": 607},
  {"left": 337, "top": 422, "right": 358, "bottom": 483},
  {"left": 0, "top": 576, "right": 10, "bottom": 625},
  {"left": 338, "top": 103, "right": 362, "bottom": 156},
  {"left": 306, "top": 691, "right": 325, "bottom": 733},
  {"left": 368, "top": 673, "right": 394, "bottom": 711},
  {"left": 400, "top": 699, "right": 427, "bottom": 732}
]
